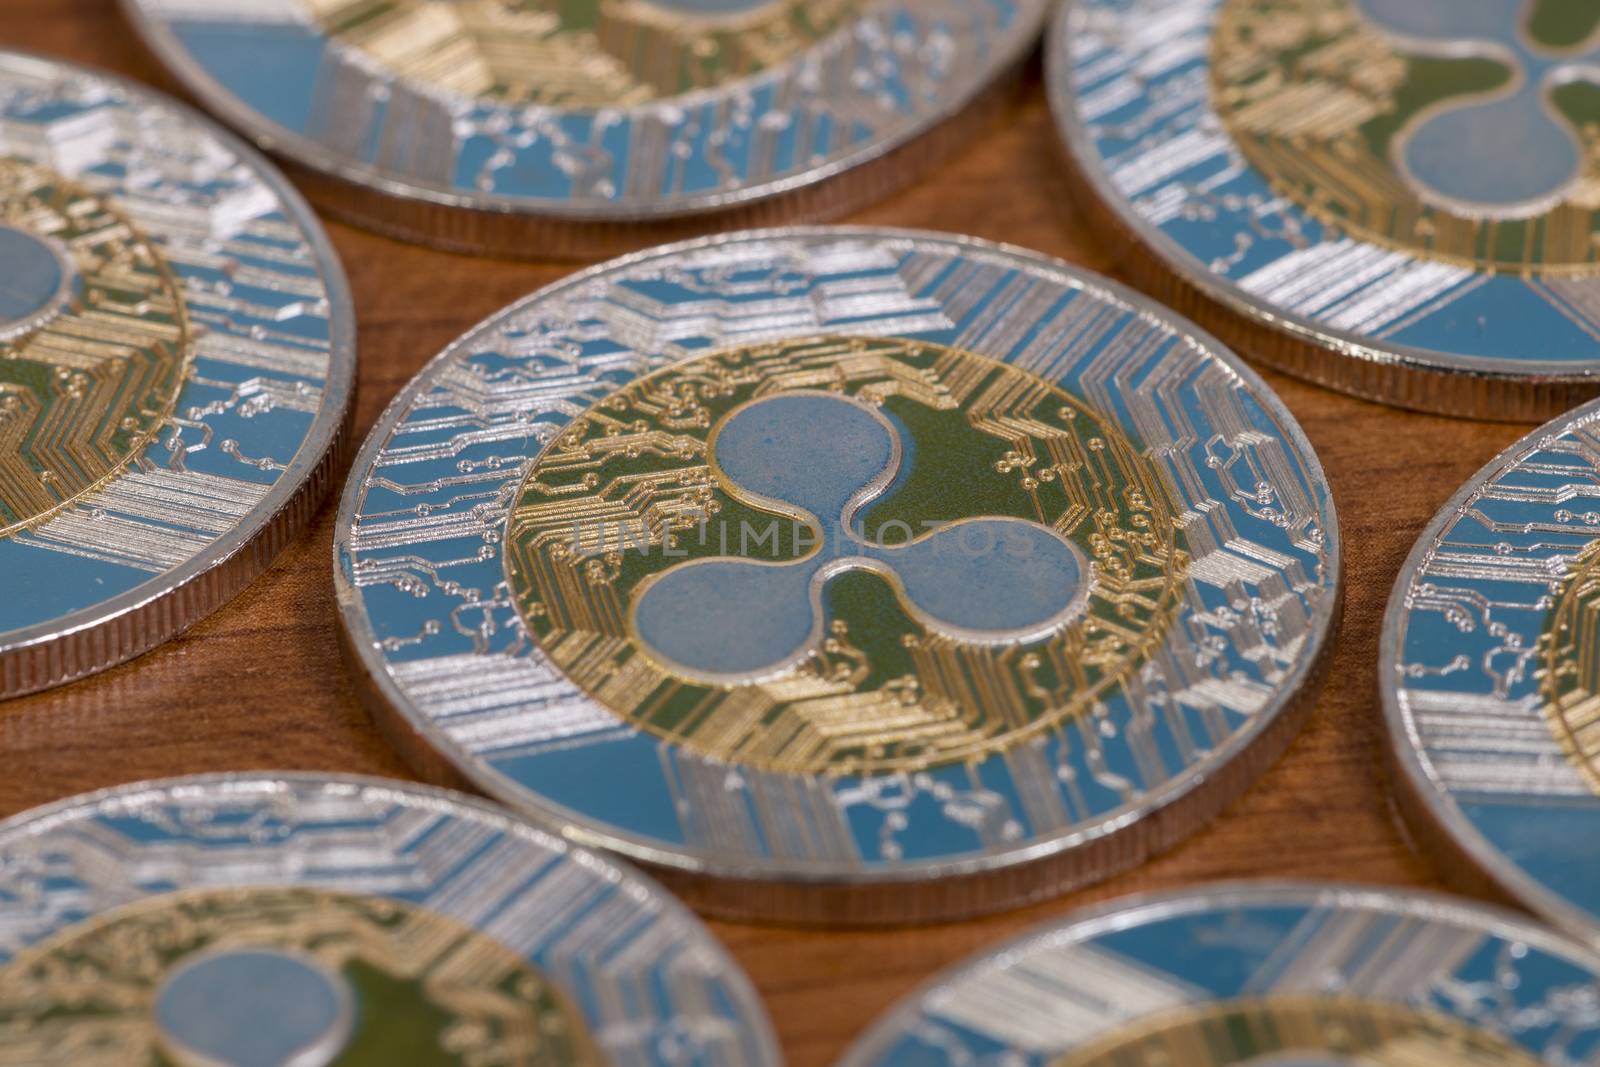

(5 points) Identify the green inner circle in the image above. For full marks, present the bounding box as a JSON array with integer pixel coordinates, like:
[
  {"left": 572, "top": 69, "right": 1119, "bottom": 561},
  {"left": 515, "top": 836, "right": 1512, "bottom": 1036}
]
[{"left": 504, "top": 335, "right": 1189, "bottom": 777}]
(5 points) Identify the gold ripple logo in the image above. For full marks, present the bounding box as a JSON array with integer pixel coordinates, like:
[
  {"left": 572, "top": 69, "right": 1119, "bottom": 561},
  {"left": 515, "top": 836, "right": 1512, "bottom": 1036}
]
[
  {"left": 0, "top": 159, "right": 189, "bottom": 538},
  {"left": 311, "top": 0, "right": 861, "bottom": 108},
  {"left": 505, "top": 336, "right": 1189, "bottom": 777}
]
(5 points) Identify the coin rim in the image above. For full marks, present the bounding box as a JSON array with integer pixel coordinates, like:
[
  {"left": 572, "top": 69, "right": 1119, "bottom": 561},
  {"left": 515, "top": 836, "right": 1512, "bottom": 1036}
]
[
  {"left": 1045, "top": 0, "right": 1600, "bottom": 416},
  {"left": 834, "top": 879, "right": 1600, "bottom": 1066},
  {"left": 117, "top": 0, "right": 1051, "bottom": 224},
  {"left": 0, "top": 49, "right": 357, "bottom": 700},
  {"left": 0, "top": 769, "right": 783, "bottom": 1066},
  {"left": 1379, "top": 398, "right": 1600, "bottom": 950},
  {"left": 331, "top": 225, "right": 1343, "bottom": 912}
]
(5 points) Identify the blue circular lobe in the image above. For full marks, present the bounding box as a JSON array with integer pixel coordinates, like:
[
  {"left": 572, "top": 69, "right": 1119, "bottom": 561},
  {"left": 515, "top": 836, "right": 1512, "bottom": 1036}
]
[
  {"left": 636, "top": 393, "right": 1086, "bottom": 678},
  {"left": 154, "top": 948, "right": 353, "bottom": 1067},
  {"left": 0, "top": 224, "right": 69, "bottom": 330}
]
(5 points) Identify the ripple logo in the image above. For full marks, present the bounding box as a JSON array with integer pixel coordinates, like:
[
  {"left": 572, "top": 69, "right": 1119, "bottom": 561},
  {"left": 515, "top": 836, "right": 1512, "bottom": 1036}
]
[
  {"left": 1215, "top": 0, "right": 1600, "bottom": 271},
  {"left": 506, "top": 336, "right": 1188, "bottom": 775},
  {"left": 629, "top": 391, "right": 1089, "bottom": 683},
  {"left": 1355, "top": 0, "right": 1600, "bottom": 217}
]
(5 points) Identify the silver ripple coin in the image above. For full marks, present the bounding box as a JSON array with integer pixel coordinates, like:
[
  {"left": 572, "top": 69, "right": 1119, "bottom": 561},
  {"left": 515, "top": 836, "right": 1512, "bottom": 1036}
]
[
  {"left": 121, "top": 0, "right": 1049, "bottom": 257},
  {"left": 0, "top": 773, "right": 780, "bottom": 1065},
  {"left": 1383, "top": 396, "right": 1600, "bottom": 950},
  {"left": 0, "top": 51, "right": 354, "bottom": 699},
  {"left": 1049, "top": 0, "right": 1600, "bottom": 420},
  {"left": 839, "top": 882, "right": 1600, "bottom": 1066},
  {"left": 332, "top": 227, "right": 1341, "bottom": 924}
]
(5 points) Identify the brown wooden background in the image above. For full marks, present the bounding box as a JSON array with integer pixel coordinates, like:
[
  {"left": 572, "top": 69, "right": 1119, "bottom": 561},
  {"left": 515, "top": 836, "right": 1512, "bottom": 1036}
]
[{"left": 0, "top": 4, "right": 1546, "bottom": 1064}]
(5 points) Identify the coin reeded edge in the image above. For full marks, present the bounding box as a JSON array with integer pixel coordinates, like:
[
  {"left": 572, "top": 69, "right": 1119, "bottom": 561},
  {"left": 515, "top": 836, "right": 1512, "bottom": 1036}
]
[
  {"left": 330, "top": 225, "right": 1344, "bottom": 926},
  {"left": 1044, "top": 0, "right": 1600, "bottom": 423},
  {"left": 0, "top": 50, "right": 358, "bottom": 701}
]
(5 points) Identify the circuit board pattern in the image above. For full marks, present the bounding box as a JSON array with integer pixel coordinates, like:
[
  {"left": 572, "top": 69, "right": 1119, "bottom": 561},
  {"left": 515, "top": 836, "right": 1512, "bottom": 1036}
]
[
  {"left": 306, "top": 0, "right": 860, "bottom": 108},
  {"left": 1387, "top": 401, "right": 1600, "bottom": 939},
  {"left": 137, "top": 0, "right": 1042, "bottom": 210},
  {"left": 838, "top": 887, "right": 1600, "bottom": 1066},
  {"left": 1213, "top": 0, "right": 1600, "bottom": 275},
  {"left": 0, "top": 53, "right": 343, "bottom": 638},
  {"left": 0, "top": 776, "right": 777, "bottom": 1066},
  {"left": 1058, "top": 0, "right": 1600, "bottom": 370},
  {"left": 337, "top": 232, "right": 1336, "bottom": 875},
  {"left": 0, "top": 886, "right": 601, "bottom": 1066},
  {"left": 506, "top": 335, "right": 1186, "bottom": 776},
  {"left": 0, "top": 160, "right": 189, "bottom": 537}
]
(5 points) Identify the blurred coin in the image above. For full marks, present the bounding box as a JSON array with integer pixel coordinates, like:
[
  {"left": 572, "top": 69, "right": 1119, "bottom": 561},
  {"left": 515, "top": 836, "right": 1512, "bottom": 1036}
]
[
  {"left": 0, "top": 773, "right": 779, "bottom": 1066},
  {"left": 123, "top": 0, "right": 1049, "bottom": 257},
  {"left": 839, "top": 882, "right": 1600, "bottom": 1066},
  {"left": 0, "top": 51, "right": 354, "bottom": 699},
  {"left": 1383, "top": 395, "right": 1600, "bottom": 949},
  {"left": 1049, "top": 0, "right": 1600, "bottom": 419}
]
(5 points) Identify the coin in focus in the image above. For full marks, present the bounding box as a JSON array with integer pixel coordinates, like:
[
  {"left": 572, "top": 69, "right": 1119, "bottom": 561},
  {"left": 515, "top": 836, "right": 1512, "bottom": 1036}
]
[{"left": 334, "top": 227, "right": 1341, "bottom": 924}]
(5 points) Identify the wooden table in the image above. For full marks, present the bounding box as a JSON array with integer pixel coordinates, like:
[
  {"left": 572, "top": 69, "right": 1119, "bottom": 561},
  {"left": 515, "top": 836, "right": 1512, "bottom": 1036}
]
[{"left": 0, "top": 4, "right": 1540, "bottom": 1063}]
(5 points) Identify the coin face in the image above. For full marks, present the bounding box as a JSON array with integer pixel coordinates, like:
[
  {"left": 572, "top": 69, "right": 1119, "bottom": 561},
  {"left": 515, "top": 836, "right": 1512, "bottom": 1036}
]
[
  {"left": 837, "top": 884, "right": 1600, "bottom": 1066},
  {"left": 121, "top": 0, "right": 1048, "bottom": 255},
  {"left": 0, "top": 52, "right": 354, "bottom": 698},
  {"left": 1382, "top": 398, "right": 1600, "bottom": 948},
  {"left": 0, "top": 774, "right": 779, "bottom": 1066},
  {"left": 333, "top": 228, "right": 1341, "bottom": 923},
  {"left": 1049, "top": 0, "right": 1600, "bottom": 418}
]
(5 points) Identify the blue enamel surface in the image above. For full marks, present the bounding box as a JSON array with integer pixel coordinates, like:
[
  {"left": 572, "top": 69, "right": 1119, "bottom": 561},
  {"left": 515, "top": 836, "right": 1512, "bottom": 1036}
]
[
  {"left": 0, "top": 539, "right": 146, "bottom": 620},
  {"left": 174, "top": 22, "right": 325, "bottom": 135},
  {"left": 716, "top": 394, "right": 892, "bottom": 525}
]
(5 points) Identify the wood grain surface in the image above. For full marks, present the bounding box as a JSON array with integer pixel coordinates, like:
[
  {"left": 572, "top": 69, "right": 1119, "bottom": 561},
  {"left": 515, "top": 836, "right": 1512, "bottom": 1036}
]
[{"left": 0, "top": 4, "right": 1548, "bottom": 1064}]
